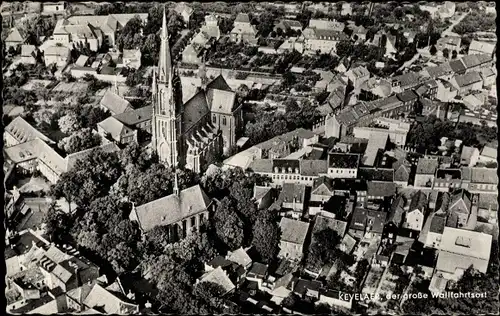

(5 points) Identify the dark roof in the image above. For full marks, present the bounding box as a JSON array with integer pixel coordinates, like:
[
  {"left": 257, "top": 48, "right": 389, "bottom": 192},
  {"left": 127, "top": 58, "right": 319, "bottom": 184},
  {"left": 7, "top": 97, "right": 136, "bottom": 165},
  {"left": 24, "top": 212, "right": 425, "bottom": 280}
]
[
  {"left": 436, "top": 169, "right": 461, "bottom": 180},
  {"left": 388, "top": 195, "right": 405, "bottom": 225},
  {"left": 358, "top": 167, "right": 394, "bottom": 182},
  {"left": 449, "top": 59, "right": 466, "bottom": 73},
  {"left": 113, "top": 105, "right": 152, "bottom": 126},
  {"left": 182, "top": 89, "right": 211, "bottom": 132},
  {"left": 312, "top": 176, "right": 334, "bottom": 194},
  {"left": 366, "top": 181, "right": 396, "bottom": 197},
  {"left": 294, "top": 279, "right": 322, "bottom": 296},
  {"left": 249, "top": 262, "right": 268, "bottom": 277},
  {"left": 206, "top": 74, "right": 232, "bottom": 92},
  {"left": 454, "top": 71, "right": 482, "bottom": 88},
  {"left": 416, "top": 158, "right": 439, "bottom": 174},
  {"left": 300, "top": 159, "right": 328, "bottom": 176},
  {"left": 333, "top": 178, "right": 367, "bottom": 192},
  {"left": 435, "top": 192, "right": 451, "bottom": 212},
  {"left": 429, "top": 215, "right": 446, "bottom": 234},
  {"left": 392, "top": 72, "right": 421, "bottom": 88},
  {"left": 396, "top": 90, "right": 418, "bottom": 103},
  {"left": 273, "top": 159, "right": 300, "bottom": 171},
  {"left": 349, "top": 208, "right": 386, "bottom": 234},
  {"left": 460, "top": 55, "right": 481, "bottom": 69},
  {"left": 328, "top": 153, "right": 360, "bottom": 168},
  {"left": 409, "top": 191, "right": 427, "bottom": 211}
]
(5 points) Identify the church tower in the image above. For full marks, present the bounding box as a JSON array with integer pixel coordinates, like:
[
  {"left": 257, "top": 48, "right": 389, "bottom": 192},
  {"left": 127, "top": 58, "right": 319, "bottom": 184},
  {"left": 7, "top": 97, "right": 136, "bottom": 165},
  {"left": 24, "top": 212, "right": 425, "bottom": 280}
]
[{"left": 152, "top": 8, "right": 181, "bottom": 167}]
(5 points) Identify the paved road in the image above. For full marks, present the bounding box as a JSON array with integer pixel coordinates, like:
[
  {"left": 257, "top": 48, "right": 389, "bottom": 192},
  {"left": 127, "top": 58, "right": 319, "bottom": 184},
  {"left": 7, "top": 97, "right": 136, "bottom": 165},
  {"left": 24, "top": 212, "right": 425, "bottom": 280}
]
[{"left": 442, "top": 10, "right": 471, "bottom": 37}]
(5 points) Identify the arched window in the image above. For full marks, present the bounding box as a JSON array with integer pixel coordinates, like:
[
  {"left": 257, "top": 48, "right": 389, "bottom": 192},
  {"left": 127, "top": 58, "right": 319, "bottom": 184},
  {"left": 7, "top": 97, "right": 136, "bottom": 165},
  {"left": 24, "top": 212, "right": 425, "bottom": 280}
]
[{"left": 222, "top": 117, "right": 227, "bottom": 125}]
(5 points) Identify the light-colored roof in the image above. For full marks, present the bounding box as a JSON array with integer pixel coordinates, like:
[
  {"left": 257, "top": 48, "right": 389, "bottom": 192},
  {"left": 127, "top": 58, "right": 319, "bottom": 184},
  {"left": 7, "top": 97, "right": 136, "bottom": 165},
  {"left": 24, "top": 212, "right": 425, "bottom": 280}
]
[
  {"left": 75, "top": 55, "right": 89, "bottom": 67},
  {"left": 199, "top": 266, "right": 235, "bottom": 293},
  {"left": 21, "top": 45, "right": 36, "bottom": 57},
  {"left": 254, "top": 185, "right": 272, "bottom": 201},
  {"left": 174, "top": 2, "right": 194, "bottom": 16},
  {"left": 100, "top": 90, "right": 132, "bottom": 115},
  {"left": 97, "top": 117, "right": 133, "bottom": 142},
  {"left": 5, "top": 27, "right": 24, "bottom": 43},
  {"left": 209, "top": 89, "right": 237, "bottom": 114},
  {"left": 439, "top": 227, "right": 492, "bottom": 260},
  {"left": 480, "top": 146, "right": 497, "bottom": 159},
  {"left": 470, "top": 167, "right": 498, "bottom": 184},
  {"left": 416, "top": 158, "right": 439, "bottom": 174},
  {"left": 226, "top": 247, "right": 252, "bottom": 268},
  {"left": 122, "top": 49, "right": 140, "bottom": 59},
  {"left": 5, "top": 117, "right": 54, "bottom": 144},
  {"left": 83, "top": 283, "right": 139, "bottom": 314},
  {"left": 279, "top": 217, "right": 309, "bottom": 245},
  {"left": 469, "top": 40, "right": 496, "bottom": 55},
  {"left": 235, "top": 13, "right": 250, "bottom": 23},
  {"left": 130, "top": 185, "right": 211, "bottom": 232},
  {"left": 44, "top": 45, "right": 71, "bottom": 56}
]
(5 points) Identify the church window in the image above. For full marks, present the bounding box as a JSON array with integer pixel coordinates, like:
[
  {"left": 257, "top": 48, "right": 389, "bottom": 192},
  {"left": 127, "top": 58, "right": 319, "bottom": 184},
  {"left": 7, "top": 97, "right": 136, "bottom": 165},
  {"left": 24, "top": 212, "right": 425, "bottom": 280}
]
[{"left": 222, "top": 117, "right": 227, "bottom": 125}]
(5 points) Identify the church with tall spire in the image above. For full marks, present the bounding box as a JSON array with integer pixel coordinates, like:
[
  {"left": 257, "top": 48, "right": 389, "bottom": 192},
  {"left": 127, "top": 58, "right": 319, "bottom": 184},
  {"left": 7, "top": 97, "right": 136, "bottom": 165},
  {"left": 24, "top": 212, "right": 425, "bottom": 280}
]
[{"left": 151, "top": 8, "right": 242, "bottom": 172}]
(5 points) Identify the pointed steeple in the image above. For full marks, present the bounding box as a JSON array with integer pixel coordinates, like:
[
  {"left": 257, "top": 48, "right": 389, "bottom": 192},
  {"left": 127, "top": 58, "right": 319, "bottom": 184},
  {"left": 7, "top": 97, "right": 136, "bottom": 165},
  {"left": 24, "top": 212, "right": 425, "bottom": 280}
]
[
  {"left": 152, "top": 67, "right": 157, "bottom": 95},
  {"left": 173, "top": 171, "right": 179, "bottom": 196},
  {"left": 158, "top": 6, "right": 172, "bottom": 83}
]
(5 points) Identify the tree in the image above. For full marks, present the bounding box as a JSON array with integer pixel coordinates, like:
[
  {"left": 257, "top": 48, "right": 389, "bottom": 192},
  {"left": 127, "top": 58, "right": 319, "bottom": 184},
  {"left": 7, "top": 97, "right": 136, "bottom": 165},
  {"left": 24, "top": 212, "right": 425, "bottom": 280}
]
[
  {"left": 306, "top": 228, "right": 341, "bottom": 272},
  {"left": 213, "top": 197, "right": 245, "bottom": 251},
  {"left": 43, "top": 203, "right": 73, "bottom": 244},
  {"left": 442, "top": 48, "right": 450, "bottom": 59},
  {"left": 429, "top": 44, "right": 437, "bottom": 55},
  {"left": 251, "top": 209, "right": 280, "bottom": 263},
  {"left": 58, "top": 128, "right": 102, "bottom": 154},
  {"left": 336, "top": 40, "right": 354, "bottom": 58},
  {"left": 58, "top": 113, "right": 81, "bottom": 134},
  {"left": 116, "top": 16, "right": 143, "bottom": 51},
  {"left": 452, "top": 50, "right": 458, "bottom": 59}
]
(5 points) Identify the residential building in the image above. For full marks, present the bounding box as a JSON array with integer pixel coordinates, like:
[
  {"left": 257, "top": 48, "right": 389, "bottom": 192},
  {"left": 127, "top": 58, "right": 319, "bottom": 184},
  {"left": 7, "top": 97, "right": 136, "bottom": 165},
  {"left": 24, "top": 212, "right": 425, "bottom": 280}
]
[
  {"left": 346, "top": 66, "right": 370, "bottom": 91},
  {"left": 113, "top": 106, "right": 153, "bottom": 134},
  {"left": 53, "top": 13, "right": 148, "bottom": 49},
  {"left": 450, "top": 72, "right": 483, "bottom": 95},
  {"left": 446, "top": 189, "right": 476, "bottom": 230},
  {"left": 293, "top": 278, "right": 322, "bottom": 300},
  {"left": 429, "top": 227, "right": 492, "bottom": 294},
  {"left": 348, "top": 208, "right": 386, "bottom": 239},
  {"left": 253, "top": 185, "right": 274, "bottom": 210},
  {"left": 278, "top": 217, "right": 310, "bottom": 261},
  {"left": 272, "top": 183, "right": 307, "bottom": 219},
  {"left": 435, "top": 36, "right": 461, "bottom": 53},
  {"left": 385, "top": 195, "right": 406, "bottom": 239},
  {"left": 309, "top": 177, "right": 334, "bottom": 216},
  {"left": 248, "top": 159, "right": 328, "bottom": 187},
  {"left": 200, "top": 14, "right": 221, "bottom": 40},
  {"left": 403, "top": 190, "right": 428, "bottom": 232},
  {"left": 4, "top": 117, "right": 55, "bottom": 147},
  {"left": 468, "top": 40, "right": 496, "bottom": 58},
  {"left": 414, "top": 157, "right": 439, "bottom": 187},
  {"left": 393, "top": 158, "right": 412, "bottom": 188},
  {"left": 100, "top": 90, "right": 134, "bottom": 115},
  {"left": 327, "top": 153, "right": 360, "bottom": 179},
  {"left": 419, "top": 212, "right": 446, "bottom": 249},
  {"left": 129, "top": 184, "right": 213, "bottom": 240},
  {"left": 467, "top": 168, "right": 498, "bottom": 194},
  {"left": 122, "top": 49, "right": 141, "bottom": 69},
  {"left": 97, "top": 116, "right": 137, "bottom": 144},
  {"left": 5, "top": 27, "right": 26, "bottom": 49},
  {"left": 366, "top": 181, "right": 396, "bottom": 206},
  {"left": 480, "top": 67, "right": 496, "bottom": 87},
  {"left": 433, "top": 169, "right": 463, "bottom": 191},
  {"left": 230, "top": 13, "right": 258, "bottom": 45},
  {"left": 362, "top": 133, "right": 389, "bottom": 167},
  {"left": 478, "top": 145, "right": 497, "bottom": 164},
  {"left": 460, "top": 146, "right": 480, "bottom": 167},
  {"left": 43, "top": 45, "right": 71, "bottom": 67},
  {"left": 301, "top": 27, "right": 348, "bottom": 54},
  {"left": 42, "top": 2, "right": 66, "bottom": 14},
  {"left": 83, "top": 283, "right": 139, "bottom": 314},
  {"left": 20, "top": 45, "right": 37, "bottom": 64},
  {"left": 274, "top": 19, "right": 303, "bottom": 32},
  {"left": 174, "top": 2, "right": 194, "bottom": 26},
  {"left": 198, "top": 266, "right": 236, "bottom": 295}
]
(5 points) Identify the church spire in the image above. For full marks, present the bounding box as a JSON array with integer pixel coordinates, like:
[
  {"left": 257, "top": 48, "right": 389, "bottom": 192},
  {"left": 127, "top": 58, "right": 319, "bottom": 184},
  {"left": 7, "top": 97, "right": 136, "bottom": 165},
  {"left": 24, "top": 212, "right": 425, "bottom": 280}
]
[
  {"left": 158, "top": 6, "right": 172, "bottom": 83},
  {"left": 173, "top": 170, "right": 179, "bottom": 196}
]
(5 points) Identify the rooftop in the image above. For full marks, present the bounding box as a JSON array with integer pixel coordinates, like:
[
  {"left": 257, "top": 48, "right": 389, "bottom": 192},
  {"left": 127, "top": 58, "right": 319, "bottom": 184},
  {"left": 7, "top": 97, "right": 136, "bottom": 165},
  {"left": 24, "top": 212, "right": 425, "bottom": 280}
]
[
  {"left": 279, "top": 217, "right": 309, "bottom": 245},
  {"left": 328, "top": 153, "right": 360, "bottom": 169}
]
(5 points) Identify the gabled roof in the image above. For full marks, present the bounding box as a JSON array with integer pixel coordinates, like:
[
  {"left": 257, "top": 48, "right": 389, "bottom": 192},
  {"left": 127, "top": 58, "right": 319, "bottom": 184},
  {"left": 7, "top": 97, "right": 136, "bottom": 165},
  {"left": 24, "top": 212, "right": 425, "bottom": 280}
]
[
  {"left": 182, "top": 90, "right": 211, "bottom": 133},
  {"left": 130, "top": 185, "right": 211, "bottom": 232},
  {"left": 409, "top": 190, "right": 428, "bottom": 212},
  {"left": 100, "top": 90, "right": 133, "bottom": 115},
  {"left": 208, "top": 89, "right": 237, "bottom": 114},
  {"left": 416, "top": 158, "right": 439, "bottom": 174},
  {"left": 349, "top": 208, "right": 386, "bottom": 234},
  {"left": 226, "top": 247, "right": 252, "bottom": 268},
  {"left": 97, "top": 117, "right": 133, "bottom": 141},
  {"left": 113, "top": 106, "right": 152, "bottom": 126},
  {"left": 453, "top": 72, "right": 482, "bottom": 88},
  {"left": 279, "top": 217, "right": 309, "bottom": 245},
  {"left": 448, "top": 59, "right": 466, "bottom": 73},
  {"left": 313, "top": 212, "right": 347, "bottom": 238},
  {"left": 388, "top": 195, "right": 405, "bottom": 225},
  {"left": 312, "top": 176, "right": 334, "bottom": 195},
  {"left": 235, "top": 13, "right": 251, "bottom": 23},
  {"left": 5, "top": 117, "right": 54, "bottom": 144},
  {"left": 5, "top": 27, "right": 25, "bottom": 43},
  {"left": 366, "top": 181, "right": 396, "bottom": 197},
  {"left": 469, "top": 40, "right": 496, "bottom": 55},
  {"left": 199, "top": 266, "right": 235, "bottom": 294},
  {"left": 83, "top": 283, "right": 139, "bottom": 314},
  {"left": 449, "top": 189, "right": 472, "bottom": 214}
]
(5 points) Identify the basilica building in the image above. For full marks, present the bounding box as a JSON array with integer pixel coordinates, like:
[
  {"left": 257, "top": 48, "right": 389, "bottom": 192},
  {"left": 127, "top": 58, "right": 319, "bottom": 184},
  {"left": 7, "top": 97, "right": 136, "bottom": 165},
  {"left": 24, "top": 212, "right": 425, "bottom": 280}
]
[{"left": 152, "top": 9, "right": 242, "bottom": 172}]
